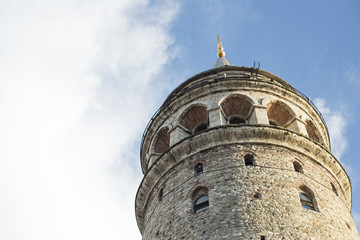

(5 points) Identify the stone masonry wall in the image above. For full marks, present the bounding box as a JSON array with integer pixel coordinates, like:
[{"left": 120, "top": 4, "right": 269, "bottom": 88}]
[
  {"left": 142, "top": 143, "right": 359, "bottom": 239},
  {"left": 136, "top": 67, "right": 358, "bottom": 239}
]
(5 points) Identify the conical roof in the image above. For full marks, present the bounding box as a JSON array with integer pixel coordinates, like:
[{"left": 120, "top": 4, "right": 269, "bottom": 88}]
[{"left": 212, "top": 57, "right": 234, "bottom": 68}]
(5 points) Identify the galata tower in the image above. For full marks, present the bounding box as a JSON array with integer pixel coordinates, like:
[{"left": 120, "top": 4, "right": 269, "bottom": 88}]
[{"left": 135, "top": 36, "right": 360, "bottom": 239}]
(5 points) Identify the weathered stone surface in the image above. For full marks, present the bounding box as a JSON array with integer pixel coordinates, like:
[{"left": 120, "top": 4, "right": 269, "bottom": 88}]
[
  {"left": 135, "top": 67, "right": 359, "bottom": 239},
  {"left": 141, "top": 143, "right": 358, "bottom": 239}
]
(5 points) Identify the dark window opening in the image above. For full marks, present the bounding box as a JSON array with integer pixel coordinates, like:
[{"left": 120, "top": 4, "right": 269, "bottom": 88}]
[
  {"left": 331, "top": 183, "right": 339, "bottom": 196},
  {"left": 220, "top": 96, "right": 253, "bottom": 125},
  {"left": 158, "top": 189, "right": 163, "bottom": 202},
  {"left": 346, "top": 222, "right": 352, "bottom": 230},
  {"left": 195, "top": 163, "right": 203, "bottom": 175},
  {"left": 306, "top": 120, "right": 324, "bottom": 144},
  {"left": 269, "top": 120, "right": 279, "bottom": 126},
  {"left": 244, "top": 154, "right": 254, "bottom": 166},
  {"left": 194, "top": 195, "right": 209, "bottom": 214},
  {"left": 194, "top": 123, "right": 208, "bottom": 133},
  {"left": 179, "top": 105, "right": 208, "bottom": 133},
  {"left": 267, "top": 101, "right": 296, "bottom": 129},
  {"left": 299, "top": 192, "right": 315, "bottom": 210},
  {"left": 153, "top": 127, "right": 170, "bottom": 153},
  {"left": 293, "top": 161, "right": 303, "bottom": 173},
  {"left": 252, "top": 192, "right": 262, "bottom": 199},
  {"left": 229, "top": 116, "right": 245, "bottom": 124},
  {"left": 261, "top": 236, "right": 266, "bottom": 240}
]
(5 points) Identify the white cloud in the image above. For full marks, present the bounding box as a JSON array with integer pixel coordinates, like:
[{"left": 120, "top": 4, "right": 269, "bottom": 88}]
[
  {"left": 344, "top": 64, "right": 360, "bottom": 89},
  {"left": 314, "top": 98, "right": 347, "bottom": 160},
  {"left": 0, "top": 0, "right": 179, "bottom": 239}
]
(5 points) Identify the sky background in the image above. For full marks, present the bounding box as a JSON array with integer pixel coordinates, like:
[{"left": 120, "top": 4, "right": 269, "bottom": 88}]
[{"left": 0, "top": 0, "right": 359, "bottom": 239}]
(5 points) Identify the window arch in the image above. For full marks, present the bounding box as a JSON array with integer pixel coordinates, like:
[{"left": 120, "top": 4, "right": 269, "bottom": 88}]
[
  {"left": 293, "top": 161, "right": 303, "bottom": 173},
  {"left": 299, "top": 186, "right": 317, "bottom": 211},
  {"left": 305, "top": 120, "right": 324, "bottom": 144},
  {"left": 267, "top": 101, "right": 296, "bottom": 128},
  {"left": 179, "top": 105, "right": 208, "bottom": 134},
  {"left": 220, "top": 95, "right": 253, "bottom": 124},
  {"left": 153, "top": 127, "right": 170, "bottom": 153},
  {"left": 191, "top": 187, "right": 209, "bottom": 214},
  {"left": 195, "top": 163, "right": 203, "bottom": 175},
  {"left": 331, "top": 182, "right": 339, "bottom": 196}
]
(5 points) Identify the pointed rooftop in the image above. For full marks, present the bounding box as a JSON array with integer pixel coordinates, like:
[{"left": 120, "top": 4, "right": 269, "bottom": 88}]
[{"left": 212, "top": 35, "right": 234, "bottom": 69}]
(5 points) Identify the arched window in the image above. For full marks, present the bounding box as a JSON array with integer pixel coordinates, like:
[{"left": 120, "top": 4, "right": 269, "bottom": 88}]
[
  {"left": 305, "top": 120, "right": 324, "bottom": 144},
  {"left": 195, "top": 163, "right": 203, "bottom": 175},
  {"left": 158, "top": 188, "right": 163, "bottom": 202},
  {"left": 331, "top": 182, "right": 339, "bottom": 196},
  {"left": 299, "top": 186, "right": 317, "bottom": 211},
  {"left": 267, "top": 101, "right": 298, "bottom": 132},
  {"left": 194, "top": 195, "right": 209, "bottom": 214},
  {"left": 153, "top": 127, "right": 170, "bottom": 153},
  {"left": 244, "top": 154, "right": 254, "bottom": 166},
  {"left": 299, "top": 192, "right": 314, "bottom": 210},
  {"left": 191, "top": 187, "right": 209, "bottom": 214},
  {"left": 293, "top": 161, "right": 303, "bottom": 173},
  {"left": 179, "top": 105, "right": 208, "bottom": 134},
  {"left": 220, "top": 95, "right": 253, "bottom": 125}
]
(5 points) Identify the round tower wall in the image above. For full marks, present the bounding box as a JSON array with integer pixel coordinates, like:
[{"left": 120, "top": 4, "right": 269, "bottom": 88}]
[
  {"left": 136, "top": 127, "right": 353, "bottom": 234},
  {"left": 136, "top": 67, "right": 358, "bottom": 239},
  {"left": 141, "top": 141, "right": 358, "bottom": 239}
]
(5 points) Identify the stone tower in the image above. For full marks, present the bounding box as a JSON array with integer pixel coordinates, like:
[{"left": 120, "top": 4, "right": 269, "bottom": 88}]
[{"left": 135, "top": 37, "right": 360, "bottom": 239}]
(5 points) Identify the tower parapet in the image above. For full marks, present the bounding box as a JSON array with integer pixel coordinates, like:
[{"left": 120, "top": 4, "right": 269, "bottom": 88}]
[{"left": 135, "top": 38, "right": 359, "bottom": 239}]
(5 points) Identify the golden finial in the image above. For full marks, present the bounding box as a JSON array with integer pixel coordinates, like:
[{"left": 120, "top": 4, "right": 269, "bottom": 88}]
[{"left": 217, "top": 35, "right": 225, "bottom": 58}]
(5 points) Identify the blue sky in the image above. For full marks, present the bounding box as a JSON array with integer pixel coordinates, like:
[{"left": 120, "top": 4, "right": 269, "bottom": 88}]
[
  {"left": 0, "top": 0, "right": 359, "bottom": 239},
  {"left": 169, "top": 0, "right": 360, "bottom": 229}
]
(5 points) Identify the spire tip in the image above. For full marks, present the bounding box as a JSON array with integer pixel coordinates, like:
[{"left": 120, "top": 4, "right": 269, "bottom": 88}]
[{"left": 217, "top": 35, "right": 225, "bottom": 58}]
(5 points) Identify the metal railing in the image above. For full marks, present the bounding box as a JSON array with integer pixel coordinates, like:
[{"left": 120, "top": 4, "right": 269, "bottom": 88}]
[{"left": 292, "top": 87, "right": 328, "bottom": 132}]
